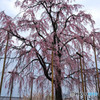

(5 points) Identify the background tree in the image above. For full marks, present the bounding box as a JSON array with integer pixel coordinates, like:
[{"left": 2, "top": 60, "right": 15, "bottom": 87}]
[{"left": 0, "top": 0, "right": 100, "bottom": 100}]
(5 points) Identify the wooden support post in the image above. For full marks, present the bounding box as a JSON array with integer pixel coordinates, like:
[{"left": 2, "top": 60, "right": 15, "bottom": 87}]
[
  {"left": 51, "top": 48, "right": 54, "bottom": 100},
  {"left": 82, "top": 44, "right": 87, "bottom": 100},
  {"left": 76, "top": 52, "right": 85, "bottom": 100},
  {"left": 80, "top": 56, "right": 85, "bottom": 100},
  {"left": 84, "top": 74, "right": 87, "bottom": 100},
  {"left": 78, "top": 59, "right": 81, "bottom": 100},
  {"left": 0, "top": 33, "right": 9, "bottom": 95},
  {"left": 30, "top": 77, "right": 35, "bottom": 100},
  {"left": 8, "top": 71, "right": 18, "bottom": 100},
  {"left": 93, "top": 37, "right": 100, "bottom": 99},
  {"left": 95, "top": 76, "right": 98, "bottom": 93},
  {"left": 78, "top": 71, "right": 81, "bottom": 100},
  {"left": 9, "top": 76, "right": 13, "bottom": 100},
  {"left": 30, "top": 79, "right": 33, "bottom": 100}
]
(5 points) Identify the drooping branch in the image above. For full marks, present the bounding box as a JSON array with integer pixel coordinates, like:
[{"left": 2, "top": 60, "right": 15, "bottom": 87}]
[
  {"left": 36, "top": 52, "right": 53, "bottom": 82},
  {"left": 19, "top": 59, "right": 38, "bottom": 74}
]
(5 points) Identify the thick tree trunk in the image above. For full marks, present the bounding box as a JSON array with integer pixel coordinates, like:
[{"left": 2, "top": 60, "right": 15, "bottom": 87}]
[
  {"left": 55, "top": 67, "right": 63, "bottom": 100},
  {"left": 55, "top": 83, "right": 62, "bottom": 100}
]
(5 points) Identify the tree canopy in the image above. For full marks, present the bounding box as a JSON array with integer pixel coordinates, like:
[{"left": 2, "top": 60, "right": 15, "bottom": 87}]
[{"left": 0, "top": 0, "right": 100, "bottom": 100}]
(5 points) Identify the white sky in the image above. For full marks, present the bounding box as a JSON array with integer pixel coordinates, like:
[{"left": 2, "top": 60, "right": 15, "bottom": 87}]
[
  {"left": 76, "top": 0, "right": 100, "bottom": 28},
  {"left": 0, "top": 0, "right": 100, "bottom": 97},
  {"left": 0, "top": 0, "right": 100, "bottom": 28}
]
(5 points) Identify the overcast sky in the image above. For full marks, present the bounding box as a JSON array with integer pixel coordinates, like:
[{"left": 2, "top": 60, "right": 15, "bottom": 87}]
[
  {"left": 0, "top": 0, "right": 100, "bottom": 28},
  {"left": 0, "top": 0, "right": 100, "bottom": 97}
]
